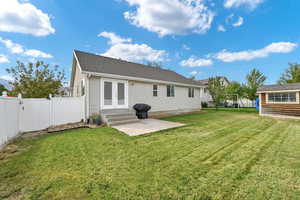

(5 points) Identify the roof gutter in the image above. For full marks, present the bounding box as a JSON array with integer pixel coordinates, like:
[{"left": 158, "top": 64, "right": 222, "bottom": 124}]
[
  {"left": 81, "top": 70, "right": 204, "bottom": 88},
  {"left": 257, "top": 89, "right": 300, "bottom": 93}
]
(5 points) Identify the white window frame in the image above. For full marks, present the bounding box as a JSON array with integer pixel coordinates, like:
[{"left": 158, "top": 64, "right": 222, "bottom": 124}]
[
  {"left": 167, "top": 85, "right": 175, "bottom": 97},
  {"left": 81, "top": 79, "right": 85, "bottom": 96},
  {"left": 153, "top": 84, "right": 158, "bottom": 97},
  {"left": 188, "top": 88, "right": 195, "bottom": 98},
  {"left": 100, "top": 78, "right": 128, "bottom": 109},
  {"left": 266, "top": 92, "right": 299, "bottom": 104}
]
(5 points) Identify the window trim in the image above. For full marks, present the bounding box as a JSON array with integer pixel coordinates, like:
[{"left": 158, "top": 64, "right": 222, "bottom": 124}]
[
  {"left": 167, "top": 85, "right": 175, "bottom": 97},
  {"left": 153, "top": 84, "right": 158, "bottom": 97},
  {"left": 80, "top": 79, "right": 85, "bottom": 96},
  {"left": 266, "top": 92, "right": 299, "bottom": 104},
  {"left": 188, "top": 87, "right": 195, "bottom": 98}
]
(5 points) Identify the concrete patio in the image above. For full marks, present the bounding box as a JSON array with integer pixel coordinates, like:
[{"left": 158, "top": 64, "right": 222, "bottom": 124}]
[{"left": 112, "top": 118, "right": 185, "bottom": 136}]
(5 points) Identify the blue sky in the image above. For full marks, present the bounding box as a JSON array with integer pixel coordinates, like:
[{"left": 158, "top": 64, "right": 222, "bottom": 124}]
[{"left": 0, "top": 0, "right": 299, "bottom": 85}]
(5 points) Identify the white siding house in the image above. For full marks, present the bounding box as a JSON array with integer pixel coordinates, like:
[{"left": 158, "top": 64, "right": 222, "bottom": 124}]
[{"left": 70, "top": 50, "right": 204, "bottom": 122}]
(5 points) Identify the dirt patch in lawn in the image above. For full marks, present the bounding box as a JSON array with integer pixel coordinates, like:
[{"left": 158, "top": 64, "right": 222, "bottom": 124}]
[
  {"left": 0, "top": 142, "right": 29, "bottom": 161},
  {"left": 21, "top": 122, "right": 104, "bottom": 138}
]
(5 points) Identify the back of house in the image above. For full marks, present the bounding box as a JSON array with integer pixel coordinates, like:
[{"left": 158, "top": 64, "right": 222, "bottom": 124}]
[{"left": 70, "top": 50, "right": 204, "bottom": 122}]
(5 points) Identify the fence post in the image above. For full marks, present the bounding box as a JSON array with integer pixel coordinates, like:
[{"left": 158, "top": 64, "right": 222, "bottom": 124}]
[
  {"left": 17, "top": 93, "right": 22, "bottom": 134},
  {"left": 49, "top": 94, "right": 53, "bottom": 127}
]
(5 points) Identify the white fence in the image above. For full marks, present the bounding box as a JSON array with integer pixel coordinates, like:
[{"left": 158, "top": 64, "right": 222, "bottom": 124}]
[
  {"left": 0, "top": 97, "right": 20, "bottom": 147},
  {"left": 0, "top": 96, "right": 85, "bottom": 147}
]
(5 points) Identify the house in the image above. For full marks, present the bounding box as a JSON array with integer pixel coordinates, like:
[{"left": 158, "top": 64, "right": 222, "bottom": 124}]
[
  {"left": 70, "top": 50, "right": 204, "bottom": 124},
  {"left": 257, "top": 83, "right": 300, "bottom": 118},
  {"left": 198, "top": 77, "right": 229, "bottom": 106},
  {"left": 198, "top": 77, "right": 254, "bottom": 107},
  {"left": 58, "top": 87, "right": 72, "bottom": 97}
]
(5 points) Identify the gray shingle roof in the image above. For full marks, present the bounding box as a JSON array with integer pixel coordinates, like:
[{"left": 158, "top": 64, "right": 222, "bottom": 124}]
[
  {"left": 74, "top": 50, "right": 203, "bottom": 86},
  {"left": 258, "top": 83, "right": 300, "bottom": 92}
]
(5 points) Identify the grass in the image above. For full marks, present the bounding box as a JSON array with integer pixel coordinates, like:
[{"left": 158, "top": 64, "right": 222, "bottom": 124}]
[{"left": 1, "top": 109, "right": 300, "bottom": 199}]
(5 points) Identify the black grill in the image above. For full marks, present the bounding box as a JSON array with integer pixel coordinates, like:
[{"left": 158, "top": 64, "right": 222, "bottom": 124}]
[{"left": 133, "top": 104, "right": 151, "bottom": 119}]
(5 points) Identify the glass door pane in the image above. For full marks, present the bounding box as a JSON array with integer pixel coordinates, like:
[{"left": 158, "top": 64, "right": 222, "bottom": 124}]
[
  {"left": 104, "top": 81, "right": 112, "bottom": 105},
  {"left": 117, "top": 83, "right": 125, "bottom": 105}
]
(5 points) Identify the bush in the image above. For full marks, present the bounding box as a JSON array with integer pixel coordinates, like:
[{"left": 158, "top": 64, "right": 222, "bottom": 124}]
[{"left": 201, "top": 102, "right": 208, "bottom": 108}]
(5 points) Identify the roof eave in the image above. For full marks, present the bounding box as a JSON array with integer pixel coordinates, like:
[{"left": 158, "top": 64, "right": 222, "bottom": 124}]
[
  {"left": 82, "top": 70, "right": 204, "bottom": 88},
  {"left": 257, "top": 89, "right": 300, "bottom": 93}
]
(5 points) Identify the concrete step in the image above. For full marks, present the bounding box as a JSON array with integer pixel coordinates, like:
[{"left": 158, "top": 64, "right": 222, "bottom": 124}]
[
  {"left": 105, "top": 112, "right": 136, "bottom": 119},
  {"left": 109, "top": 118, "right": 140, "bottom": 126},
  {"left": 107, "top": 115, "right": 137, "bottom": 122},
  {"left": 101, "top": 109, "right": 135, "bottom": 115},
  {"left": 101, "top": 109, "right": 139, "bottom": 126}
]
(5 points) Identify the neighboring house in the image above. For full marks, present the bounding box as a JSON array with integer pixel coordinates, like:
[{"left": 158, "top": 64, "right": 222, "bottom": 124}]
[
  {"left": 58, "top": 87, "right": 72, "bottom": 97},
  {"left": 70, "top": 50, "right": 204, "bottom": 124},
  {"left": 257, "top": 83, "right": 300, "bottom": 118},
  {"left": 198, "top": 77, "right": 254, "bottom": 108}
]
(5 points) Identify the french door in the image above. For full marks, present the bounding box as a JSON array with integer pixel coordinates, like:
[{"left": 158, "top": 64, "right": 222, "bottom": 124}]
[{"left": 101, "top": 78, "right": 128, "bottom": 109}]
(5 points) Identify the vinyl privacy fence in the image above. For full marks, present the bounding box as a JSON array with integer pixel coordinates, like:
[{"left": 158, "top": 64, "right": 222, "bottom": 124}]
[
  {"left": 0, "top": 97, "right": 19, "bottom": 147},
  {"left": 0, "top": 96, "right": 85, "bottom": 147}
]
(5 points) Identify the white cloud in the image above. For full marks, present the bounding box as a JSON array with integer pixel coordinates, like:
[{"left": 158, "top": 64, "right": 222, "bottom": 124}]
[
  {"left": 214, "top": 42, "right": 297, "bottom": 62},
  {"left": 224, "top": 0, "right": 264, "bottom": 10},
  {"left": 0, "top": 54, "right": 9, "bottom": 63},
  {"left": 182, "top": 44, "right": 191, "bottom": 50},
  {"left": 217, "top": 25, "right": 226, "bottom": 32},
  {"left": 180, "top": 56, "right": 213, "bottom": 67},
  {"left": 24, "top": 49, "right": 53, "bottom": 58},
  {"left": 0, "top": 37, "right": 53, "bottom": 58},
  {"left": 0, "top": 75, "right": 13, "bottom": 81},
  {"left": 0, "top": 0, "right": 55, "bottom": 36},
  {"left": 232, "top": 16, "right": 244, "bottom": 27},
  {"left": 99, "top": 32, "right": 167, "bottom": 62},
  {"left": 123, "top": 0, "right": 214, "bottom": 37},
  {"left": 226, "top": 14, "right": 243, "bottom": 27},
  {"left": 0, "top": 37, "right": 24, "bottom": 53},
  {"left": 98, "top": 32, "right": 132, "bottom": 45}
]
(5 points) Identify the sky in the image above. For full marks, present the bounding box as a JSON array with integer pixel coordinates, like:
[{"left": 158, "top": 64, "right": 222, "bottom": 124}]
[{"left": 0, "top": 0, "right": 299, "bottom": 85}]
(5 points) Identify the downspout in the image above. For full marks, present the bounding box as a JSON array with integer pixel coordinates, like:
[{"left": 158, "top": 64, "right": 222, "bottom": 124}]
[
  {"left": 86, "top": 73, "right": 91, "bottom": 121},
  {"left": 259, "top": 93, "right": 262, "bottom": 116}
]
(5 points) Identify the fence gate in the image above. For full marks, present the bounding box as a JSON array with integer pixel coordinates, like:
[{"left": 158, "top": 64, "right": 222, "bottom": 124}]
[
  {"left": 1, "top": 96, "right": 85, "bottom": 146},
  {"left": 19, "top": 99, "right": 51, "bottom": 132}
]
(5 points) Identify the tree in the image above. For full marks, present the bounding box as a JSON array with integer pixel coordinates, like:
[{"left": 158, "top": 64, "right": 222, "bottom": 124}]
[
  {"left": 278, "top": 63, "right": 300, "bottom": 84},
  {"left": 189, "top": 75, "right": 196, "bottom": 80},
  {"left": 6, "top": 61, "right": 65, "bottom": 98},
  {"left": 244, "top": 69, "right": 266, "bottom": 101},
  {"left": 0, "top": 84, "right": 7, "bottom": 95},
  {"left": 208, "top": 77, "right": 226, "bottom": 110},
  {"left": 225, "top": 81, "right": 244, "bottom": 102},
  {"left": 146, "top": 61, "right": 162, "bottom": 68}
]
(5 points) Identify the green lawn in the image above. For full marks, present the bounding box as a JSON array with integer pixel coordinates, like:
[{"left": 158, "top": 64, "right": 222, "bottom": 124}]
[{"left": 1, "top": 109, "right": 300, "bottom": 199}]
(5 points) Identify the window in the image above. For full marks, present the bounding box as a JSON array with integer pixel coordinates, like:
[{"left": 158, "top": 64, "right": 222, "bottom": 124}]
[
  {"left": 80, "top": 80, "right": 85, "bottom": 96},
  {"left": 167, "top": 85, "right": 175, "bottom": 97},
  {"left": 204, "top": 88, "right": 208, "bottom": 94},
  {"left": 153, "top": 85, "right": 158, "bottom": 97},
  {"left": 104, "top": 81, "right": 113, "bottom": 105},
  {"left": 188, "top": 88, "right": 194, "bottom": 98},
  {"left": 268, "top": 92, "right": 296, "bottom": 103},
  {"left": 118, "top": 83, "right": 125, "bottom": 105}
]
